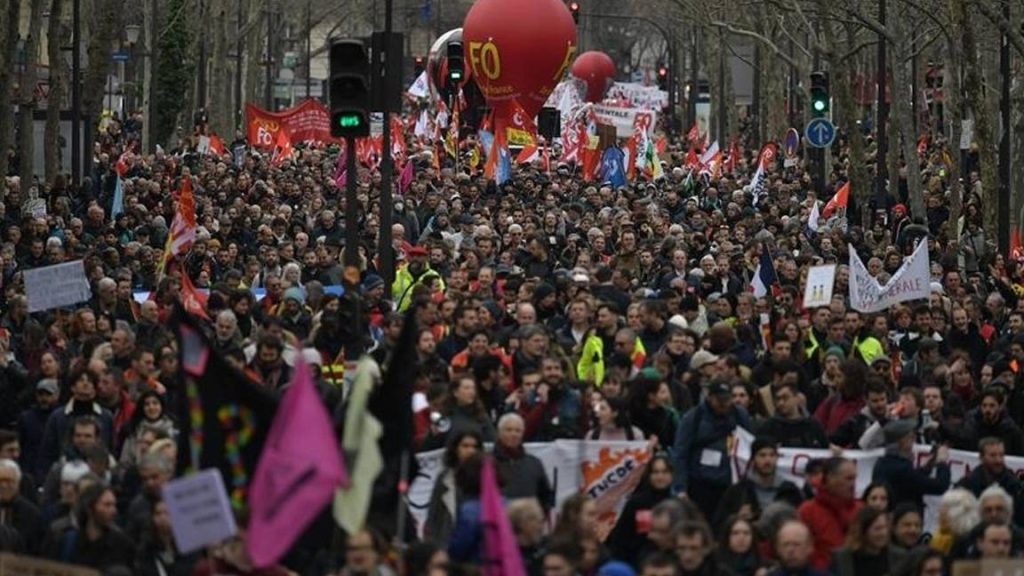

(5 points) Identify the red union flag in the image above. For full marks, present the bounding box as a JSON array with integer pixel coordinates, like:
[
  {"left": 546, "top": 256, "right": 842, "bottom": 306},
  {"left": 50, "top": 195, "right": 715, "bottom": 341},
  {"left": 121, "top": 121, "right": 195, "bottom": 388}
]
[{"left": 246, "top": 99, "right": 340, "bottom": 149}]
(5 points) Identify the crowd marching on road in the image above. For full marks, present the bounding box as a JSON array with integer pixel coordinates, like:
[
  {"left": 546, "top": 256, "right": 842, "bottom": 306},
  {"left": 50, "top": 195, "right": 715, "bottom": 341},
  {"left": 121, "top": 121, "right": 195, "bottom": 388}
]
[{"left": 0, "top": 95, "right": 1019, "bottom": 576}]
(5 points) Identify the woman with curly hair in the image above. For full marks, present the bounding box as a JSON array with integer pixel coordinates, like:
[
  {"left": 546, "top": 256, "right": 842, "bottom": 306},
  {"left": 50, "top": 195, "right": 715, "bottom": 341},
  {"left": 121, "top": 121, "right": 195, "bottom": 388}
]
[{"left": 929, "top": 488, "right": 980, "bottom": 555}]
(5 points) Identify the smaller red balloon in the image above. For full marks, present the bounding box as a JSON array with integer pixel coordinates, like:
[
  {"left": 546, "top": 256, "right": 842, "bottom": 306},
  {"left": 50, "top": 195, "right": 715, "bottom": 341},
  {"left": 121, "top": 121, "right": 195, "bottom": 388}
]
[{"left": 571, "top": 51, "right": 616, "bottom": 103}]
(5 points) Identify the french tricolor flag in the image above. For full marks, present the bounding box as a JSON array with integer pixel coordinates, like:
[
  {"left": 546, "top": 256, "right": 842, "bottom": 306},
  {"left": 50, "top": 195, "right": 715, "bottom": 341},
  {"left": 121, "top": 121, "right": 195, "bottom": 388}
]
[{"left": 751, "top": 250, "right": 779, "bottom": 298}]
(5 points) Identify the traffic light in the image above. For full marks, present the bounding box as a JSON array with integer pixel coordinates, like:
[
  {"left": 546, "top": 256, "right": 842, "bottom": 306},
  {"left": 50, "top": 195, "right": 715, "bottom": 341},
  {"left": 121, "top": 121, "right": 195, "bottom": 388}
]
[
  {"left": 657, "top": 64, "right": 668, "bottom": 90},
  {"left": 810, "top": 71, "right": 830, "bottom": 117},
  {"left": 414, "top": 56, "right": 426, "bottom": 78},
  {"left": 568, "top": 2, "right": 580, "bottom": 23},
  {"left": 446, "top": 41, "right": 464, "bottom": 86},
  {"left": 329, "top": 39, "right": 370, "bottom": 138}
]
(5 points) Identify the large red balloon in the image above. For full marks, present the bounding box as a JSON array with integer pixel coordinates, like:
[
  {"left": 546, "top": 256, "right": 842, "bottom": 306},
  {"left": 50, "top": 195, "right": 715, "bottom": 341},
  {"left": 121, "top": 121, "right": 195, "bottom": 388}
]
[
  {"left": 571, "top": 51, "right": 616, "bottom": 103},
  {"left": 463, "top": 0, "right": 578, "bottom": 118}
]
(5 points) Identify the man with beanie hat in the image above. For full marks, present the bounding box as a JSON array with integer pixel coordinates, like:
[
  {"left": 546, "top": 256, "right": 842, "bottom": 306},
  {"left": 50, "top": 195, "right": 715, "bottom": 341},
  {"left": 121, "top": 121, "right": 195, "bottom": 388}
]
[{"left": 871, "top": 418, "right": 951, "bottom": 508}]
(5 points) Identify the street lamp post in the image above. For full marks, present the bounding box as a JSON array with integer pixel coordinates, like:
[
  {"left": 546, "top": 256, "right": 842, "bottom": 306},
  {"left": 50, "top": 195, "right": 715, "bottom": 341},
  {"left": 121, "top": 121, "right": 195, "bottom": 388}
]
[
  {"left": 876, "top": 0, "right": 889, "bottom": 209},
  {"left": 125, "top": 24, "right": 141, "bottom": 114}
]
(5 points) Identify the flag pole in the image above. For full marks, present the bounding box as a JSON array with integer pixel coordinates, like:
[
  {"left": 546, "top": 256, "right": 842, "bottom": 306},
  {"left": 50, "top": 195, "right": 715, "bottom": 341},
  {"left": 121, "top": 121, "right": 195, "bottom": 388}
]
[{"left": 393, "top": 447, "right": 411, "bottom": 551}]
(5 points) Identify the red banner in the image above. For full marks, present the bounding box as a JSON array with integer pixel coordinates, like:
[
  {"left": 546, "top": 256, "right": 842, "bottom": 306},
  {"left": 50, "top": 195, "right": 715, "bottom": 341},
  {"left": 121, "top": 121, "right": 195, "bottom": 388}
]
[{"left": 245, "top": 99, "right": 339, "bottom": 149}]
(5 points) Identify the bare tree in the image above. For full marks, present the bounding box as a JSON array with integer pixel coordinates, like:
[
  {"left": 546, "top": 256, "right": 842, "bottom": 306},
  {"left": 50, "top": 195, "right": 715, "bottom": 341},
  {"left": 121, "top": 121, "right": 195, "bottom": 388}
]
[
  {"left": 45, "top": 0, "right": 68, "bottom": 186},
  {"left": 0, "top": 0, "right": 22, "bottom": 179},
  {"left": 19, "top": 0, "right": 46, "bottom": 194}
]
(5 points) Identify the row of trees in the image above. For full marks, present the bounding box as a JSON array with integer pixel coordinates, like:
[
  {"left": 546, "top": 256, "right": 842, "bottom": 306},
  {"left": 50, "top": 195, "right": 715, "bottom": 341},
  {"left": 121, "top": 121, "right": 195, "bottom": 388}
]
[{"left": 0, "top": 0, "right": 1019, "bottom": 237}]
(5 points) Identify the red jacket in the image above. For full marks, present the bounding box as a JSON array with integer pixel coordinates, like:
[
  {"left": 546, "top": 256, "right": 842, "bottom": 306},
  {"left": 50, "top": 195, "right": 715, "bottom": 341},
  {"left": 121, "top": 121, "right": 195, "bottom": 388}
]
[
  {"left": 813, "top": 394, "right": 865, "bottom": 436},
  {"left": 798, "top": 489, "right": 862, "bottom": 570}
]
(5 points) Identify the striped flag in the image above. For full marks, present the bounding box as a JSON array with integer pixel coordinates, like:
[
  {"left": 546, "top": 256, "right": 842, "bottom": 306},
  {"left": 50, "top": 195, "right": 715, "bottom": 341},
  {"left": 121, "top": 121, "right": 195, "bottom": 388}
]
[
  {"left": 751, "top": 248, "right": 779, "bottom": 298},
  {"left": 156, "top": 176, "right": 197, "bottom": 280}
]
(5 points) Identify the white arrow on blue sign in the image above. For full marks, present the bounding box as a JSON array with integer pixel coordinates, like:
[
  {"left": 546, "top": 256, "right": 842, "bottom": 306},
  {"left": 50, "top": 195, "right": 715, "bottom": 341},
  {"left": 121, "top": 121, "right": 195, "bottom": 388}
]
[{"left": 805, "top": 118, "right": 836, "bottom": 148}]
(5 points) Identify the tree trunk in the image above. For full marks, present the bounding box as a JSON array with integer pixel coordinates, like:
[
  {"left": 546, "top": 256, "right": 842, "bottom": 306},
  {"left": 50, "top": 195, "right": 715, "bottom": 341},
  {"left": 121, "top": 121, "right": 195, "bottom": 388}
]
[
  {"left": 1012, "top": 59, "right": 1024, "bottom": 253},
  {"left": 944, "top": 0, "right": 965, "bottom": 233},
  {"left": 141, "top": 0, "right": 153, "bottom": 152},
  {"left": 960, "top": 0, "right": 999, "bottom": 235},
  {"left": 19, "top": 0, "right": 46, "bottom": 194},
  {"left": 209, "top": 0, "right": 231, "bottom": 137},
  {"left": 82, "top": 0, "right": 124, "bottom": 126},
  {"left": 244, "top": 0, "right": 262, "bottom": 109},
  {"left": 0, "top": 0, "right": 22, "bottom": 179},
  {"left": 763, "top": 26, "right": 787, "bottom": 143},
  {"left": 45, "top": 0, "right": 67, "bottom": 186},
  {"left": 888, "top": 4, "right": 925, "bottom": 220},
  {"left": 833, "top": 22, "right": 870, "bottom": 226}
]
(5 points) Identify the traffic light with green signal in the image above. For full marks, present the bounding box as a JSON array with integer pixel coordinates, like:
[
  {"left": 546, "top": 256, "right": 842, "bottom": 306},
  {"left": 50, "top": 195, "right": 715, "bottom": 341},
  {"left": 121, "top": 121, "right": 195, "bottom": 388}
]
[
  {"left": 810, "top": 71, "right": 830, "bottom": 117},
  {"left": 329, "top": 39, "right": 370, "bottom": 138}
]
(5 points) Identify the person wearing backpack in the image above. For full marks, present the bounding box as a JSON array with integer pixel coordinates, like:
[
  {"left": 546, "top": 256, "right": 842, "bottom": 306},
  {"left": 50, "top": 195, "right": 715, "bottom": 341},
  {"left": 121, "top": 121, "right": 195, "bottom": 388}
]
[{"left": 672, "top": 378, "right": 751, "bottom": 520}]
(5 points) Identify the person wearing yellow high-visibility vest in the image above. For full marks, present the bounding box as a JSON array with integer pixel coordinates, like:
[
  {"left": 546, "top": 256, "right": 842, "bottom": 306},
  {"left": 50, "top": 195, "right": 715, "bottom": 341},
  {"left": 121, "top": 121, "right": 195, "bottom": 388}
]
[
  {"left": 844, "top": 310, "right": 886, "bottom": 365},
  {"left": 392, "top": 245, "right": 446, "bottom": 312},
  {"left": 803, "top": 307, "right": 832, "bottom": 376},
  {"left": 578, "top": 303, "right": 619, "bottom": 386},
  {"left": 578, "top": 325, "right": 646, "bottom": 386}
]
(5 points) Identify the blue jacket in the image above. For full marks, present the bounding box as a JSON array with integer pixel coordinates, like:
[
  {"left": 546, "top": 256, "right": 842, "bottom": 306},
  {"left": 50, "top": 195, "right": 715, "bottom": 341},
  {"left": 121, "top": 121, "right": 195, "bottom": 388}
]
[
  {"left": 448, "top": 499, "right": 482, "bottom": 563},
  {"left": 672, "top": 400, "right": 751, "bottom": 493}
]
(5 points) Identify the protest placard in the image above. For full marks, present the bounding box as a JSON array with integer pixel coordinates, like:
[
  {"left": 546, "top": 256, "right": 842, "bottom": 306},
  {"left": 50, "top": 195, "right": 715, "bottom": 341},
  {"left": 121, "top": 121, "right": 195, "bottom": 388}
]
[
  {"left": 162, "top": 469, "right": 238, "bottom": 554},
  {"left": 803, "top": 264, "right": 836, "bottom": 308},
  {"left": 24, "top": 260, "right": 92, "bottom": 313}
]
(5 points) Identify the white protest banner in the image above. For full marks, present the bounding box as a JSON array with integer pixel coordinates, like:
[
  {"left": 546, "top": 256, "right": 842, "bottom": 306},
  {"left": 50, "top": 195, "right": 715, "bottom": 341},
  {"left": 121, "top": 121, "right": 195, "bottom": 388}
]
[
  {"left": 803, "top": 264, "right": 837, "bottom": 308},
  {"left": 24, "top": 260, "right": 92, "bottom": 313},
  {"left": 732, "top": 428, "right": 1024, "bottom": 535},
  {"left": 592, "top": 105, "right": 658, "bottom": 138},
  {"left": 606, "top": 82, "right": 669, "bottom": 110},
  {"left": 849, "top": 240, "right": 930, "bottom": 313},
  {"left": 162, "top": 469, "right": 238, "bottom": 554},
  {"left": 408, "top": 440, "right": 650, "bottom": 539}
]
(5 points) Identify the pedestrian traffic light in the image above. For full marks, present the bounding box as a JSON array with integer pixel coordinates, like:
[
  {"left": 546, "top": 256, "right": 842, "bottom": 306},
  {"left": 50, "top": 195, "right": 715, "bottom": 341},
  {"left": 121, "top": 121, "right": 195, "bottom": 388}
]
[
  {"left": 568, "top": 1, "right": 580, "bottom": 23},
  {"left": 414, "top": 56, "right": 425, "bottom": 78},
  {"left": 810, "top": 71, "right": 830, "bottom": 117},
  {"left": 657, "top": 64, "right": 668, "bottom": 90},
  {"left": 446, "top": 41, "right": 464, "bottom": 86},
  {"left": 329, "top": 39, "right": 370, "bottom": 138}
]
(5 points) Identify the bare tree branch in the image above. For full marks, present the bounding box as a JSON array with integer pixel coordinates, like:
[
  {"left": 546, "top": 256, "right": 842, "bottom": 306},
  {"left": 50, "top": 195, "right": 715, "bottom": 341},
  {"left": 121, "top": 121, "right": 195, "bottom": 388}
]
[
  {"left": 970, "top": 0, "right": 1024, "bottom": 57},
  {"left": 709, "top": 19, "right": 801, "bottom": 68}
]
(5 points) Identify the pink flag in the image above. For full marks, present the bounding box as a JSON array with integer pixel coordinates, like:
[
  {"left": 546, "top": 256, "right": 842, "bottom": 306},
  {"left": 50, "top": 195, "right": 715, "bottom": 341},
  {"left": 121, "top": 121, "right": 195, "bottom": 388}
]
[
  {"left": 398, "top": 160, "right": 414, "bottom": 195},
  {"left": 247, "top": 356, "right": 347, "bottom": 567},
  {"left": 481, "top": 456, "right": 527, "bottom": 576},
  {"left": 333, "top": 150, "right": 348, "bottom": 189}
]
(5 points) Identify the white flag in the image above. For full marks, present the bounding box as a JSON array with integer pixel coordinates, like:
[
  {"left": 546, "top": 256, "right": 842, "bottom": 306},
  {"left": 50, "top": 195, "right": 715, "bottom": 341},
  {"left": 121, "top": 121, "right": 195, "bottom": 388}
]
[
  {"left": 808, "top": 201, "right": 821, "bottom": 232},
  {"left": 849, "top": 240, "right": 930, "bottom": 313},
  {"left": 414, "top": 110, "right": 430, "bottom": 138},
  {"left": 407, "top": 71, "right": 430, "bottom": 99}
]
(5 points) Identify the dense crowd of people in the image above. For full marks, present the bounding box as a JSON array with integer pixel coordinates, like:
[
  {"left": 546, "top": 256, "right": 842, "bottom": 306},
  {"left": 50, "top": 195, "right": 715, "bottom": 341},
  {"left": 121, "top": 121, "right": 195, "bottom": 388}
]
[{"left": 0, "top": 104, "right": 1018, "bottom": 576}]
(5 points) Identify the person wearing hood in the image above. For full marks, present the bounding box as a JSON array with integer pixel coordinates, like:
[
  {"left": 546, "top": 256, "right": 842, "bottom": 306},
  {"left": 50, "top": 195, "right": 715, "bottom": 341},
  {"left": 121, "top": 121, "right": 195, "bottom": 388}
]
[
  {"left": 756, "top": 382, "right": 828, "bottom": 449},
  {"left": 277, "top": 286, "right": 312, "bottom": 340},
  {"left": 871, "top": 419, "right": 951, "bottom": 509},
  {"left": 714, "top": 437, "right": 803, "bottom": 528}
]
